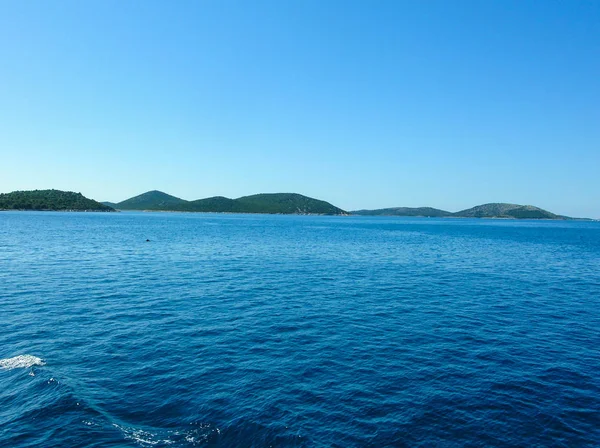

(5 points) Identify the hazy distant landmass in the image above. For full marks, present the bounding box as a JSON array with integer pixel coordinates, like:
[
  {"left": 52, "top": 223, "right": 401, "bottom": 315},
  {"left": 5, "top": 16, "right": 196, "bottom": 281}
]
[
  {"left": 106, "top": 190, "right": 347, "bottom": 215},
  {"left": 0, "top": 190, "right": 114, "bottom": 212},
  {"left": 453, "top": 203, "right": 563, "bottom": 219},
  {"left": 352, "top": 207, "right": 453, "bottom": 217},
  {"left": 352, "top": 203, "right": 584, "bottom": 220}
]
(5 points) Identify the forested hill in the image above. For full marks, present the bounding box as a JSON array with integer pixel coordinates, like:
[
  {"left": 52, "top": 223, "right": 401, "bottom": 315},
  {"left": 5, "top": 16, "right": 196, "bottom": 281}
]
[
  {"left": 234, "top": 193, "right": 345, "bottom": 214},
  {"left": 111, "top": 191, "right": 347, "bottom": 215},
  {"left": 0, "top": 190, "right": 115, "bottom": 211},
  {"left": 111, "top": 190, "right": 186, "bottom": 210}
]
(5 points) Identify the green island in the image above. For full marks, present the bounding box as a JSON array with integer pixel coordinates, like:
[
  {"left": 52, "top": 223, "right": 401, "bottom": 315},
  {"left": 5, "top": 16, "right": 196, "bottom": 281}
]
[
  {"left": 105, "top": 190, "right": 347, "bottom": 215},
  {"left": 0, "top": 190, "right": 115, "bottom": 212}
]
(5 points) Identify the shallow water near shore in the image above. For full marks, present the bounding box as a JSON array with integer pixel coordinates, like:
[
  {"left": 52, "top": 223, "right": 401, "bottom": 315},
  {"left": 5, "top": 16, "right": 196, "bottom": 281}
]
[{"left": 1, "top": 211, "right": 599, "bottom": 447}]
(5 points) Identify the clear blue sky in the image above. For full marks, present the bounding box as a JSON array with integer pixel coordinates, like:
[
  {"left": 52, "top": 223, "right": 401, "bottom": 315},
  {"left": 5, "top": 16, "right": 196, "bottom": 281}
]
[{"left": 1, "top": 0, "right": 598, "bottom": 217}]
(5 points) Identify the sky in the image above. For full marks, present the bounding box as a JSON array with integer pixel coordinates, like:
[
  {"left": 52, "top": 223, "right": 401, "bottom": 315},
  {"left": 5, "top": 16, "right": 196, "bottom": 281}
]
[{"left": 0, "top": 0, "right": 598, "bottom": 217}]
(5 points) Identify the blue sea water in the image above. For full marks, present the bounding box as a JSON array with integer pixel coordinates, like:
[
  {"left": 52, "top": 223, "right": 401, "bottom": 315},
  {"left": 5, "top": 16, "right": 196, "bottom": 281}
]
[{"left": 1, "top": 212, "right": 599, "bottom": 447}]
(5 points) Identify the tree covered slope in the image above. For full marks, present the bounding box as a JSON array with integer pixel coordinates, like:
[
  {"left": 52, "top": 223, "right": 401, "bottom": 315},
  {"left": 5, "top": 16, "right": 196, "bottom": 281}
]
[
  {"left": 0, "top": 190, "right": 115, "bottom": 211},
  {"left": 112, "top": 191, "right": 347, "bottom": 215},
  {"left": 114, "top": 190, "right": 187, "bottom": 210}
]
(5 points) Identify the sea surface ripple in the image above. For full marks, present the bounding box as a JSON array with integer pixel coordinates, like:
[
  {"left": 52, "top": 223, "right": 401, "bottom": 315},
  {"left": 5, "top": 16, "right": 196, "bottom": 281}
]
[{"left": 1, "top": 212, "right": 599, "bottom": 447}]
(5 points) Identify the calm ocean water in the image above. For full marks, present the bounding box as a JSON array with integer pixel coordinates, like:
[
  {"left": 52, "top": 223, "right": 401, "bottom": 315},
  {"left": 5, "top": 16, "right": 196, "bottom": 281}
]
[{"left": 1, "top": 212, "right": 599, "bottom": 447}]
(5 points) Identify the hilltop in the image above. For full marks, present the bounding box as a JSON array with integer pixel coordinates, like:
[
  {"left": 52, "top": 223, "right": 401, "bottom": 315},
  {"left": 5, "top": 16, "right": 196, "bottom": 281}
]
[
  {"left": 109, "top": 191, "right": 347, "bottom": 215},
  {"left": 0, "top": 190, "right": 115, "bottom": 212},
  {"left": 352, "top": 207, "right": 452, "bottom": 217},
  {"left": 453, "top": 203, "right": 562, "bottom": 219},
  {"left": 112, "top": 190, "right": 188, "bottom": 211}
]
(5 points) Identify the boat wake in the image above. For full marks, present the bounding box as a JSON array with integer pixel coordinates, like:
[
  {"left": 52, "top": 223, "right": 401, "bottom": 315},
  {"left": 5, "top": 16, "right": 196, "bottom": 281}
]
[
  {"left": 0, "top": 355, "right": 46, "bottom": 370},
  {"left": 113, "top": 422, "right": 221, "bottom": 446}
]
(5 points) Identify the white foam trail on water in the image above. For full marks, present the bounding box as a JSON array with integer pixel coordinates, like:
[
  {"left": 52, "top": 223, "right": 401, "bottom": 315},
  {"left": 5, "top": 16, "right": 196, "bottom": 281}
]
[
  {"left": 113, "top": 424, "right": 167, "bottom": 446},
  {"left": 0, "top": 355, "right": 46, "bottom": 370},
  {"left": 113, "top": 423, "right": 216, "bottom": 446}
]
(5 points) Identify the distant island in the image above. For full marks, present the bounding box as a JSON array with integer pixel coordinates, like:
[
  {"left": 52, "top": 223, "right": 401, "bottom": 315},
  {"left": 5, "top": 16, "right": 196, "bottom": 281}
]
[
  {"left": 104, "top": 190, "right": 347, "bottom": 215},
  {"left": 352, "top": 203, "right": 585, "bottom": 220},
  {"left": 352, "top": 207, "right": 453, "bottom": 218},
  {"left": 453, "top": 203, "right": 564, "bottom": 219},
  {"left": 0, "top": 189, "right": 591, "bottom": 219},
  {"left": 0, "top": 190, "right": 115, "bottom": 212}
]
